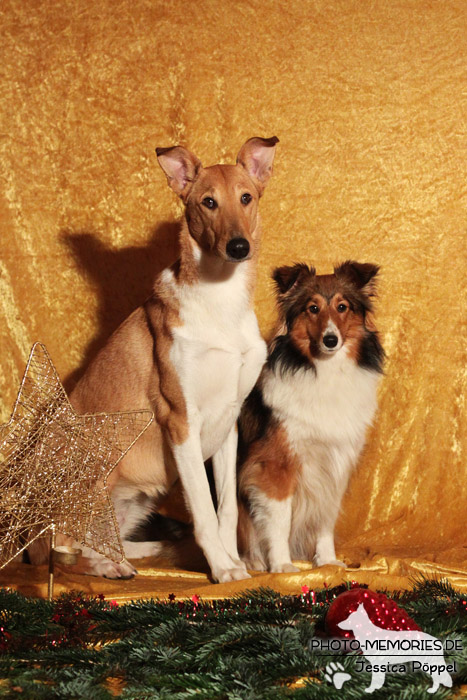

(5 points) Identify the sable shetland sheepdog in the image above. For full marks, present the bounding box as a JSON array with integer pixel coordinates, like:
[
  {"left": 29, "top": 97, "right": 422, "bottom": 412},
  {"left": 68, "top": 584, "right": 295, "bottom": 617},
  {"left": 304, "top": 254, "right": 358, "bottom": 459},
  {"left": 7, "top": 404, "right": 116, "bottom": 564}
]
[{"left": 237, "top": 261, "right": 384, "bottom": 573}]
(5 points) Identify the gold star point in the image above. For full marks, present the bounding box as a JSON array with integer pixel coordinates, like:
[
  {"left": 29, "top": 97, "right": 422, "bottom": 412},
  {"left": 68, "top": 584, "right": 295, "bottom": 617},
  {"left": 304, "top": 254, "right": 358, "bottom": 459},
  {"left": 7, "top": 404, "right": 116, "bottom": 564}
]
[{"left": 0, "top": 342, "right": 153, "bottom": 568}]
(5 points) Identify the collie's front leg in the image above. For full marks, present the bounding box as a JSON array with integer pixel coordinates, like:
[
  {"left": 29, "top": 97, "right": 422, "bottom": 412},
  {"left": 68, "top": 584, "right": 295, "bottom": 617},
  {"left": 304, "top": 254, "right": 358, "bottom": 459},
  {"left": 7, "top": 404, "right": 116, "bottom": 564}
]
[
  {"left": 172, "top": 428, "right": 249, "bottom": 583},
  {"left": 212, "top": 425, "right": 248, "bottom": 574}
]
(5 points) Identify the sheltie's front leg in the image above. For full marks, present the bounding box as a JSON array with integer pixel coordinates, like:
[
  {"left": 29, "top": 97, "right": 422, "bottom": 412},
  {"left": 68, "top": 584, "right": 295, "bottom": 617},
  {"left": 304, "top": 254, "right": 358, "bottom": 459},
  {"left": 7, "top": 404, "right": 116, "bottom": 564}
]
[
  {"left": 248, "top": 488, "right": 299, "bottom": 573},
  {"left": 313, "top": 528, "right": 346, "bottom": 568},
  {"left": 311, "top": 446, "right": 352, "bottom": 568}
]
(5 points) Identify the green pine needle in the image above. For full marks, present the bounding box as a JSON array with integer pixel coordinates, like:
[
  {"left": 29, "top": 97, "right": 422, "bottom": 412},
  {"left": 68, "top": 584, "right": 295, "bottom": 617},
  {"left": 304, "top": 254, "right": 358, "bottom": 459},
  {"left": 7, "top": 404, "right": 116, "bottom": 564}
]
[{"left": 0, "top": 579, "right": 466, "bottom": 699}]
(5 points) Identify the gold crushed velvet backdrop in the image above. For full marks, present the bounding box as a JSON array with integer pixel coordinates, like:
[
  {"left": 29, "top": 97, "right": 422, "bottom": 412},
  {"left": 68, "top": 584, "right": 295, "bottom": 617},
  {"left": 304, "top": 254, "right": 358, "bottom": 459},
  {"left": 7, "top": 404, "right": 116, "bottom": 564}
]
[{"left": 1, "top": 0, "right": 466, "bottom": 601}]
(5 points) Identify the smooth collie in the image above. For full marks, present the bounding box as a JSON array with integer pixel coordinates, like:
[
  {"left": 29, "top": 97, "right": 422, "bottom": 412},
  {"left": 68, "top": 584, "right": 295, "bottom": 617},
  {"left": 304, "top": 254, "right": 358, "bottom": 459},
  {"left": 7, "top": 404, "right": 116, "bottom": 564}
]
[
  {"left": 28, "top": 136, "right": 278, "bottom": 583},
  {"left": 237, "top": 261, "right": 384, "bottom": 572}
]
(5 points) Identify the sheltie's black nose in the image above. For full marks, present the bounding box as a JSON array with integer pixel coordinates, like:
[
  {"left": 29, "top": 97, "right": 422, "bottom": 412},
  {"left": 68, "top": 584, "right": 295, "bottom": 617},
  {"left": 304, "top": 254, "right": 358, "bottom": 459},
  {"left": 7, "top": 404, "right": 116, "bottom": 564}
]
[
  {"left": 226, "top": 237, "right": 250, "bottom": 260},
  {"left": 323, "top": 334, "right": 338, "bottom": 348}
]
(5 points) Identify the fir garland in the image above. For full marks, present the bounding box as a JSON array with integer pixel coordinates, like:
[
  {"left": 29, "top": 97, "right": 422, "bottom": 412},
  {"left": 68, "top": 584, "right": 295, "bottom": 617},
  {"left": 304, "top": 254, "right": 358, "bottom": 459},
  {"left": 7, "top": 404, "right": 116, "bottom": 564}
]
[{"left": 0, "top": 578, "right": 466, "bottom": 699}]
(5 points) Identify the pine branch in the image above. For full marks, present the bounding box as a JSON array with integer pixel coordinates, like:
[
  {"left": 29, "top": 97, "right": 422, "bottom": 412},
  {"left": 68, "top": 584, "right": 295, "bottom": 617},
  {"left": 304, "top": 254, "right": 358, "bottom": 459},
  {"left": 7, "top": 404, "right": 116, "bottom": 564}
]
[{"left": 1, "top": 580, "right": 466, "bottom": 699}]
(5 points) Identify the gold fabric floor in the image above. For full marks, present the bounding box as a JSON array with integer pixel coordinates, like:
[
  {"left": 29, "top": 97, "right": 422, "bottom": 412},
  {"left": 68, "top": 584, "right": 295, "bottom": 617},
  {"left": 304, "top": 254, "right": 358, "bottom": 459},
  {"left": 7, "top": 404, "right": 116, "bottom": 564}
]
[{"left": 3, "top": 548, "right": 467, "bottom": 603}]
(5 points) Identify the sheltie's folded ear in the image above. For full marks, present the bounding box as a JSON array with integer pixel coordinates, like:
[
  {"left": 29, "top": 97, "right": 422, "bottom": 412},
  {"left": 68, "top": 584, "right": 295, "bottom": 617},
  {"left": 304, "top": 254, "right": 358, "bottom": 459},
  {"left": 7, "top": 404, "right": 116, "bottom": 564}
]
[
  {"left": 334, "top": 261, "right": 380, "bottom": 297},
  {"left": 272, "top": 263, "right": 315, "bottom": 295}
]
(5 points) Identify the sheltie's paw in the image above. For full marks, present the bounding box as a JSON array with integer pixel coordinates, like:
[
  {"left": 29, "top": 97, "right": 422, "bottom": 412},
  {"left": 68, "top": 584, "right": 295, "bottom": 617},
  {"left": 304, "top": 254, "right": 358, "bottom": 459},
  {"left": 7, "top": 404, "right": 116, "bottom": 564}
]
[
  {"left": 314, "top": 556, "right": 346, "bottom": 569},
  {"left": 213, "top": 565, "right": 252, "bottom": 583},
  {"left": 332, "top": 559, "right": 347, "bottom": 568},
  {"left": 270, "top": 562, "right": 300, "bottom": 573}
]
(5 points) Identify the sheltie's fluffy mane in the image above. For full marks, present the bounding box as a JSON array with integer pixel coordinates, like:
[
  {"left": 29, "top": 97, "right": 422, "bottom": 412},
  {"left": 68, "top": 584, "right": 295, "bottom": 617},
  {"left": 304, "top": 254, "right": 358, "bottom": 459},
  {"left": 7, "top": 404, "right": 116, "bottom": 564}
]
[{"left": 267, "top": 260, "right": 385, "bottom": 377}]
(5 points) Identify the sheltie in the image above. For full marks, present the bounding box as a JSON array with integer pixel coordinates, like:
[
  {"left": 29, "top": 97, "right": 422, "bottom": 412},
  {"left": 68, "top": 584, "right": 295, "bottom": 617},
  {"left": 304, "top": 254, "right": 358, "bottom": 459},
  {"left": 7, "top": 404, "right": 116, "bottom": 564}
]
[{"left": 237, "top": 261, "right": 384, "bottom": 572}]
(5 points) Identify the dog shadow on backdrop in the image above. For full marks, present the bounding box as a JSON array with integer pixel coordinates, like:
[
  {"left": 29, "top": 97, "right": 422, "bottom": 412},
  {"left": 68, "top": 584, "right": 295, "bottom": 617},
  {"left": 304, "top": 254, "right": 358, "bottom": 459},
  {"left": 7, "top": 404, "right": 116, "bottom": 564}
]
[
  {"left": 60, "top": 223, "right": 208, "bottom": 572},
  {"left": 61, "top": 221, "right": 179, "bottom": 390}
]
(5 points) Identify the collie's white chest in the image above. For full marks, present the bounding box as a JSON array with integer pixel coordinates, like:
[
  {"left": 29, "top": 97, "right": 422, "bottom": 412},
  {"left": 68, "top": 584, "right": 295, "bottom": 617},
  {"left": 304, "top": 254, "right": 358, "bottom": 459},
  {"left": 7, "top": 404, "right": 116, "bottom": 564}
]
[
  {"left": 262, "top": 347, "right": 380, "bottom": 455},
  {"left": 167, "top": 264, "right": 266, "bottom": 459}
]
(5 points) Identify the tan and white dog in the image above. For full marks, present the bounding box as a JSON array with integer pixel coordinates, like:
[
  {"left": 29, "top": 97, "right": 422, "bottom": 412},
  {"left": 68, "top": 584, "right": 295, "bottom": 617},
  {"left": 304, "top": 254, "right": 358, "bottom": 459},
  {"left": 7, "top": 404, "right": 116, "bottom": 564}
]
[{"left": 29, "top": 136, "right": 278, "bottom": 583}]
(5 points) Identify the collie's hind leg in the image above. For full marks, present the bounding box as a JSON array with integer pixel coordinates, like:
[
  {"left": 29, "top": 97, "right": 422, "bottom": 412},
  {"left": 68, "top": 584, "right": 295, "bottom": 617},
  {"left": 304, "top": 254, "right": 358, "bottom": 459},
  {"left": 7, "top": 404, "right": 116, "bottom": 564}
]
[
  {"left": 70, "top": 548, "right": 137, "bottom": 579},
  {"left": 113, "top": 487, "right": 164, "bottom": 562},
  {"left": 88, "top": 487, "right": 163, "bottom": 577},
  {"left": 250, "top": 490, "right": 299, "bottom": 573},
  {"left": 27, "top": 535, "right": 138, "bottom": 579},
  {"left": 28, "top": 488, "right": 163, "bottom": 579}
]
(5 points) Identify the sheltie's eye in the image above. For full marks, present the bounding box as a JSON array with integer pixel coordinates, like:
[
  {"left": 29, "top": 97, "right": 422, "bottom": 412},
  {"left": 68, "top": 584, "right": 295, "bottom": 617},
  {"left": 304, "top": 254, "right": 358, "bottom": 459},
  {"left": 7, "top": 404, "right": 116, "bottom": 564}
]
[
  {"left": 308, "top": 305, "right": 320, "bottom": 314},
  {"left": 337, "top": 303, "right": 348, "bottom": 313},
  {"left": 241, "top": 193, "right": 252, "bottom": 205}
]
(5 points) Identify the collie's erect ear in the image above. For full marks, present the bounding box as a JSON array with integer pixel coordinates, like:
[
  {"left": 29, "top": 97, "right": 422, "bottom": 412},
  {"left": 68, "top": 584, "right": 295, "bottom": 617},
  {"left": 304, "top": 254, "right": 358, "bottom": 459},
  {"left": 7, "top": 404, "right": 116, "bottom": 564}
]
[
  {"left": 334, "top": 261, "right": 380, "bottom": 297},
  {"left": 272, "top": 263, "right": 315, "bottom": 295},
  {"left": 156, "top": 146, "right": 202, "bottom": 201},
  {"left": 236, "top": 136, "right": 279, "bottom": 194}
]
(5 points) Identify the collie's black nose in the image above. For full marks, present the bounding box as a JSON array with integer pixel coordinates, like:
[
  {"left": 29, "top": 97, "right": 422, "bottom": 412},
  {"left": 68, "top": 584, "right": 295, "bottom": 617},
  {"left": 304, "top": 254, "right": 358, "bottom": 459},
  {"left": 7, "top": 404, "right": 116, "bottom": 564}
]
[
  {"left": 323, "top": 334, "right": 338, "bottom": 348},
  {"left": 226, "top": 237, "right": 250, "bottom": 260}
]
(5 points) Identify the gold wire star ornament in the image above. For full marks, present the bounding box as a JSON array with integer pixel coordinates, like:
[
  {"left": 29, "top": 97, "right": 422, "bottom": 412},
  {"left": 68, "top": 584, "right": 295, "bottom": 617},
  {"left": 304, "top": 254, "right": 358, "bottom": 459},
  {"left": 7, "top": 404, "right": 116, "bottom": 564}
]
[{"left": 0, "top": 343, "right": 153, "bottom": 597}]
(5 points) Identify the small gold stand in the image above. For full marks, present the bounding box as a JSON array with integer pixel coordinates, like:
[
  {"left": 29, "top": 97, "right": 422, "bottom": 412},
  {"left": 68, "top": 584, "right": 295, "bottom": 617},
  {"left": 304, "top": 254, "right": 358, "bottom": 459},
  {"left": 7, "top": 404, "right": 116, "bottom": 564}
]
[{"left": 47, "top": 526, "right": 82, "bottom": 601}]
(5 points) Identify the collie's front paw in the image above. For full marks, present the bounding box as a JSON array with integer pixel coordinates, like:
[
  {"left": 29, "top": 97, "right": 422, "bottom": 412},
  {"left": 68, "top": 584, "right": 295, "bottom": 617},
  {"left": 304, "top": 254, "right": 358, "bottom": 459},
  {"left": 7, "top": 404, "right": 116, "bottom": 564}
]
[
  {"left": 270, "top": 562, "right": 300, "bottom": 573},
  {"left": 213, "top": 565, "right": 252, "bottom": 583}
]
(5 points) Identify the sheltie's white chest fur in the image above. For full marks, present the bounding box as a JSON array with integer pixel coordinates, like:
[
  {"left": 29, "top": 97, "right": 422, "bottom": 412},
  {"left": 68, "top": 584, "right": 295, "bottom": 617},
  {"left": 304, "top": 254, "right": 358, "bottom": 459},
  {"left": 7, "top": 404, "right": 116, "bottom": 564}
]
[
  {"left": 166, "top": 262, "right": 266, "bottom": 460},
  {"left": 263, "top": 346, "right": 379, "bottom": 451},
  {"left": 262, "top": 347, "right": 380, "bottom": 558}
]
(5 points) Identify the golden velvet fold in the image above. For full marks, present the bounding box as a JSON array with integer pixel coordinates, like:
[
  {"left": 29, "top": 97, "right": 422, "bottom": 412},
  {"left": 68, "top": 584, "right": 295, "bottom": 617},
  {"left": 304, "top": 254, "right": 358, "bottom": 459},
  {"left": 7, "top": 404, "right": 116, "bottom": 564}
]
[{"left": 0, "top": 0, "right": 465, "bottom": 598}]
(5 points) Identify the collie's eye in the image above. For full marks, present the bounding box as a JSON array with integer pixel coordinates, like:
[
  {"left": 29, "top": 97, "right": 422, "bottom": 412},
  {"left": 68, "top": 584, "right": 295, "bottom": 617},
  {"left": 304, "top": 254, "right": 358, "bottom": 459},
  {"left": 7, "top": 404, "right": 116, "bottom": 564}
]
[
  {"left": 308, "top": 305, "right": 320, "bottom": 314},
  {"left": 337, "top": 303, "right": 348, "bottom": 313},
  {"left": 241, "top": 193, "right": 252, "bottom": 205},
  {"left": 202, "top": 197, "right": 217, "bottom": 210}
]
